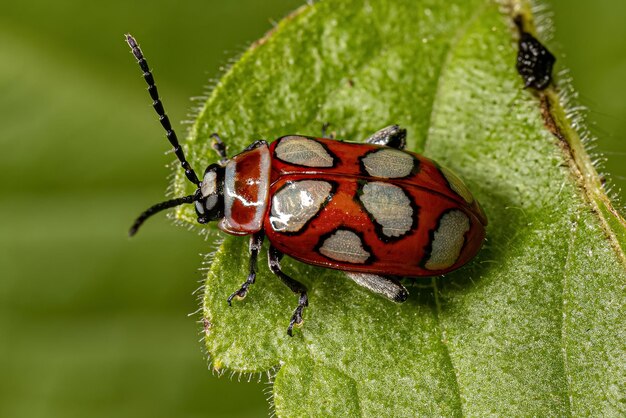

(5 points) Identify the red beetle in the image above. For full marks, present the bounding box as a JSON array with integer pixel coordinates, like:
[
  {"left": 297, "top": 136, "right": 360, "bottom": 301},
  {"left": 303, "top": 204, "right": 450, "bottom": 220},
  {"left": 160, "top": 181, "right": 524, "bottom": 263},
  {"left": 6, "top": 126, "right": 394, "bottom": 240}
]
[{"left": 127, "top": 35, "right": 487, "bottom": 335}]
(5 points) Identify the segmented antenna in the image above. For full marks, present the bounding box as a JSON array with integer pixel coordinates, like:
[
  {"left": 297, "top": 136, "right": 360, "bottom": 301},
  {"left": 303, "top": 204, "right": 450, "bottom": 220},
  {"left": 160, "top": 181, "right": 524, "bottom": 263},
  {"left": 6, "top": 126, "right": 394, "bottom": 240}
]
[
  {"left": 125, "top": 34, "right": 201, "bottom": 186},
  {"left": 129, "top": 192, "right": 198, "bottom": 237}
]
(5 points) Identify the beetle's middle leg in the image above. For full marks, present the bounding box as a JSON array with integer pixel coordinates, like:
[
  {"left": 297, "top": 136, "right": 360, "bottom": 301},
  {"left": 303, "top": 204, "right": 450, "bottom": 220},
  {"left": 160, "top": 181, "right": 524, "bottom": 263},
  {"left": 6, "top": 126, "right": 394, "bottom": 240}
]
[
  {"left": 268, "top": 246, "right": 309, "bottom": 336},
  {"left": 365, "top": 125, "right": 407, "bottom": 150},
  {"left": 227, "top": 232, "right": 264, "bottom": 305}
]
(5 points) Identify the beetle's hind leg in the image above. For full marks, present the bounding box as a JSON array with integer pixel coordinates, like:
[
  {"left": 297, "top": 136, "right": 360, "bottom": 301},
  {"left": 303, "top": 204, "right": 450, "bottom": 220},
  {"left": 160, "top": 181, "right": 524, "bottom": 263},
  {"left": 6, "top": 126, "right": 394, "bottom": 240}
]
[
  {"left": 365, "top": 125, "right": 407, "bottom": 150},
  {"left": 227, "top": 232, "right": 264, "bottom": 305},
  {"left": 268, "top": 246, "right": 309, "bottom": 336},
  {"left": 321, "top": 122, "right": 336, "bottom": 140},
  {"left": 210, "top": 133, "right": 228, "bottom": 166},
  {"left": 345, "top": 272, "right": 408, "bottom": 302}
]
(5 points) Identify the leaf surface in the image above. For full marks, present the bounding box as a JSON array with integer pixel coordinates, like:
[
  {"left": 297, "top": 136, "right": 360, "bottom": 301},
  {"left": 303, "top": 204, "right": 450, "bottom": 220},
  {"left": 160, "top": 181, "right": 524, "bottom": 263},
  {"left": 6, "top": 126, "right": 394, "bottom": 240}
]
[{"left": 176, "top": 0, "right": 626, "bottom": 415}]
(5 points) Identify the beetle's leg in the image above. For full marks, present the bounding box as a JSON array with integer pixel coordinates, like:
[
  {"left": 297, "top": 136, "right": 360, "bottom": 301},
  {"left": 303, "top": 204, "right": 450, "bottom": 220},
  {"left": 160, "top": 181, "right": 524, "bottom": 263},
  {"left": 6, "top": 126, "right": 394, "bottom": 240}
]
[
  {"left": 321, "top": 122, "right": 336, "bottom": 140},
  {"left": 227, "top": 232, "right": 264, "bottom": 305},
  {"left": 345, "top": 272, "right": 408, "bottom": 302},
  {"left": 210, "top": 133, "right": 228, "bottom": 166},
  {"left": 268, "top": 246, "right": 309, "bottom": 336},
  {"left": 365, "top": 125, "right": 407, "bottom": 150}
]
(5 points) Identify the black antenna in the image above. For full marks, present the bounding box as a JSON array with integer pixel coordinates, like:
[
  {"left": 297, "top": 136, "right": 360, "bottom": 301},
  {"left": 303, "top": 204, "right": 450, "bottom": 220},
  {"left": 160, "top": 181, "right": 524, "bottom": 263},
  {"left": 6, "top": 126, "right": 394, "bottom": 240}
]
[
  {"left": 125, "top": 34, "right": 200, "bottom": 186},
  {"left": 129, "top": 193, "right": 199, "bottom": 237}
]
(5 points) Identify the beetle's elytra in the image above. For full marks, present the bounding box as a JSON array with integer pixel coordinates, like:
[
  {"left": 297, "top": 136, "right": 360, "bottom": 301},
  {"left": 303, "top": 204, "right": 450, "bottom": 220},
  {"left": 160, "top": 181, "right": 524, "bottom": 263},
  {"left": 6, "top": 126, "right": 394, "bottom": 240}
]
[{"left": 126, "top": 34, "right": 487, "bottom": 336}]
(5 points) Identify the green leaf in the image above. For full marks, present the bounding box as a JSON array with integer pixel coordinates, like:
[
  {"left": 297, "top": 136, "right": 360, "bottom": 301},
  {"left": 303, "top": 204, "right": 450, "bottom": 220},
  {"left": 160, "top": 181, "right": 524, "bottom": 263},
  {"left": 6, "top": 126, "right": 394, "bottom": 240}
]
[{"left": 176, "top": 0, "right": 626, "bottom": 416}]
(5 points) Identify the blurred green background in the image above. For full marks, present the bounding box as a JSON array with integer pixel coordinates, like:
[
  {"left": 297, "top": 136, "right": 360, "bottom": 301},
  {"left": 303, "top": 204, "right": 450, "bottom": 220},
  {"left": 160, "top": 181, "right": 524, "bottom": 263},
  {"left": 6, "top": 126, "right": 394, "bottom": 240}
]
[{"left": 0, "top": 1, "right": 624, "bottom": 417}]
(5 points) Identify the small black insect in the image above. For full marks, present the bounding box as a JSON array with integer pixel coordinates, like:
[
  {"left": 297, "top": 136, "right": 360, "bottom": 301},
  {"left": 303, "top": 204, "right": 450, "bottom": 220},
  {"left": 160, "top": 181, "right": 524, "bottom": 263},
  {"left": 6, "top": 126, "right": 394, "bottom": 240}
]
[{"left": 516, "top": 25, "right": 555, "bottom": 90}]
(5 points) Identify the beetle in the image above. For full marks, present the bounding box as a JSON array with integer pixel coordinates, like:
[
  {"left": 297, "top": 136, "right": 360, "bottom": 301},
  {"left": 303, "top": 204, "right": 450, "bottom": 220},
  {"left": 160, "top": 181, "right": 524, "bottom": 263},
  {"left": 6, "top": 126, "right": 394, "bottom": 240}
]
[{"left": 126, "top": 34, "right": 487, "bottom": 336}]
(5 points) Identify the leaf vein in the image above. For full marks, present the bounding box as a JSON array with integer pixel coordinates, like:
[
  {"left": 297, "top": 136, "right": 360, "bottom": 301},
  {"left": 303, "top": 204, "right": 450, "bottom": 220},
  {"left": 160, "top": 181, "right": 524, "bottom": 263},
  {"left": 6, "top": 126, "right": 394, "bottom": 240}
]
[
  {"left": 561, "top": 212, "right": 578, "bottom": 417},
  {"left": 432, "top": 277, "right": 464, "bottom": 417},
  {"left": 423, "top": 5, "right": 490, "bottom": 417}
]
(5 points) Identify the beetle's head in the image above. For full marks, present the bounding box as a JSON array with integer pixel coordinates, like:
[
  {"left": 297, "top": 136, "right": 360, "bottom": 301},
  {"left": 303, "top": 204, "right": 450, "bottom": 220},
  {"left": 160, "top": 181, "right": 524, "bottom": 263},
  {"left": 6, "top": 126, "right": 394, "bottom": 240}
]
[{"left": 194, "top": 163, "right": 225, "bottom": 224}]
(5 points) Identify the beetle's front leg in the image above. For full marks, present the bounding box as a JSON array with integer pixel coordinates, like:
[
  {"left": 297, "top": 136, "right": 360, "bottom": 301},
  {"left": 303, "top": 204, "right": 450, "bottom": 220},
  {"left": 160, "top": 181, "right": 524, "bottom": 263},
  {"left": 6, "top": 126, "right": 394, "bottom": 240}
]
[
  {"left": 210, "top": 133, "right": 229, "bottom": 166},
  {"left": 268, "top": 246, "right": 309, "bottom": 336},
  {"left": 227, "top": 232, "right": 264, "bottom": 305}
]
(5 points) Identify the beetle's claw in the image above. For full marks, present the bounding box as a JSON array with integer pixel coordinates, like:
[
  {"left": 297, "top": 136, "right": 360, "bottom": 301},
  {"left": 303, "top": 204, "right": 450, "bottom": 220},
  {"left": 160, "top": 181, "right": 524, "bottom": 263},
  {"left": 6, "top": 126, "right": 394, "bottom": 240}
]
[
  {"left": 227, "top": 288, "right": 247, "bottom": 306},
  {"left": 287, "top": 305, "right": 305, "bottom": 337},
  {"left": 287, "top": 320, "right": 299, "bottom": 337}
]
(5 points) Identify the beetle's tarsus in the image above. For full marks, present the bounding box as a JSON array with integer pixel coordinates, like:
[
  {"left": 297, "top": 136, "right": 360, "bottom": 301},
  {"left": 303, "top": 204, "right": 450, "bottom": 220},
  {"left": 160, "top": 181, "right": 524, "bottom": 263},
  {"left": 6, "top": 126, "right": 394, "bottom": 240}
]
[
  {"left": 287, "top": 292, "right": 308, "bottom": 337},
  {"left": 226, "top": 232, "right": 263, "bottom": 307},
  {"left": 227, "top": 283, "right": 250, "bottom": 305}
]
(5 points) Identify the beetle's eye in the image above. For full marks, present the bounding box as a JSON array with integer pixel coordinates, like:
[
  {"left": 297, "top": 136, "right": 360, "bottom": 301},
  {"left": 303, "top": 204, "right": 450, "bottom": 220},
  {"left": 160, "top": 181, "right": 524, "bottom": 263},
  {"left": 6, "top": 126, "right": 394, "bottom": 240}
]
[
  {"left": 194, "top": 200, "right": 205, "bottom": 215},
  {"left": 205, "top": 194, "right": 218, "bottom": 211}
]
